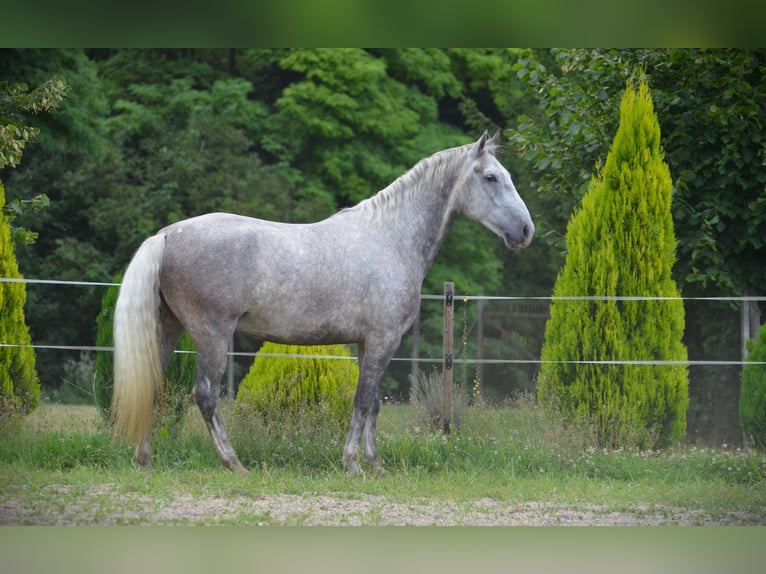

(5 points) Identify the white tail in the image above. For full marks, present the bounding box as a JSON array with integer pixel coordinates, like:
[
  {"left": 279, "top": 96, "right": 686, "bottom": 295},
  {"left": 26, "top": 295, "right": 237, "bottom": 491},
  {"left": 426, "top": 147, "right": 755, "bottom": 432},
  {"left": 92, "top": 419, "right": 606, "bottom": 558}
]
[{"left": 112, "top": 234, "right": 166, "bottom": 446}]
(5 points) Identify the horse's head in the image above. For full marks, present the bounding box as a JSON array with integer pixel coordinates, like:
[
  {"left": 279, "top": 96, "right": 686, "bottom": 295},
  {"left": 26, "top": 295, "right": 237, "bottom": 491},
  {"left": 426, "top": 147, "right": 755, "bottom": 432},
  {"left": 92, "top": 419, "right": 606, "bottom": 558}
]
[{"left": 459, "top": 131, "right": 534, "bottom": 249}]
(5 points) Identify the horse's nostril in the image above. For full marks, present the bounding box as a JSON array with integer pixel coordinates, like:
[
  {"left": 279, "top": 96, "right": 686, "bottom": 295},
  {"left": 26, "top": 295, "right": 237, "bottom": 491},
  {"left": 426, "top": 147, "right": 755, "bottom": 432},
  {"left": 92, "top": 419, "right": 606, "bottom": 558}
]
[{"left": 522, "top": 225, "right": 531, "bottom": 239}]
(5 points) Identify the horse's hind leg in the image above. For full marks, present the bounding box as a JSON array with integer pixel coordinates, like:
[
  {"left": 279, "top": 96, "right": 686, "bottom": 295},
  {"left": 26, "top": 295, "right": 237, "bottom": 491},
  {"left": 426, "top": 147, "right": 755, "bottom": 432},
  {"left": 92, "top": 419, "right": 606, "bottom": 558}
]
[
  {"left": 192, "top": 332, "right": 247, "bottom": 473},
  {"left": 362, "top": 401, "right": 382, "bottom": 470}
]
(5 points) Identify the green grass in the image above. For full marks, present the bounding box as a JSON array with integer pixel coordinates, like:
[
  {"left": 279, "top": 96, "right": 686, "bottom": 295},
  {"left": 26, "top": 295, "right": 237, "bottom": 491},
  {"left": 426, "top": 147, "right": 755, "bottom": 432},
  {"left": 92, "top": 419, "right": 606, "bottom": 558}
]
[{"left": 1, "top": 399, "right": 764, "bottom": 524}]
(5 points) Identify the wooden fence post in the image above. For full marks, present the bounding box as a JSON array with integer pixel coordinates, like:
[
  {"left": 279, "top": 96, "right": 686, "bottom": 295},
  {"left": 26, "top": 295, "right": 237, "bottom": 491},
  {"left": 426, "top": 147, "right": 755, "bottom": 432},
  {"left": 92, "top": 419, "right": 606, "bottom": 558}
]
[
  {"left": 442, "top": 282, "right": 454, "bottom": 434},
  {"left": 410, "top": 307, "right": 420, "bottom": 391},
  {"left": 476, "top": 297, "right": 484, "bottom": 393}
]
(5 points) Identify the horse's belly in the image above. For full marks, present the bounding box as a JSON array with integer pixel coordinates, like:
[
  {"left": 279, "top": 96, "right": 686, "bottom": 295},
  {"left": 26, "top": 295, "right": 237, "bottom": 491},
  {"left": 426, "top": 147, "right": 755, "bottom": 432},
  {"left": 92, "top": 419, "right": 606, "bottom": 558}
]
[{"left": 235, "top": 305, "right": 364, "bottom": 345}]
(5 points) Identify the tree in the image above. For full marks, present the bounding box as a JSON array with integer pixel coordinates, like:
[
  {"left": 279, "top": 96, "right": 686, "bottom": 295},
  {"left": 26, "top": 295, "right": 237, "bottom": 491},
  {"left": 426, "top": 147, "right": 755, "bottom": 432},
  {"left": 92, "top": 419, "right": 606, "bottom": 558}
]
[
  {"left": 3, "top": 50, "right": 295, "bottom": 389},
  {"left": 1, "top": 50, "right": 110, "bottom": 391},
  {"left": 0, "top": 61, "right": 69, "bottom": 422},
  {"left": 0, "top": 72, "right": 68, "bottom": 169},
  {"left": 513, "top": 49, "right": 766, "bottom": 444},
  {"left": 0, "top": 178, "right": 40, "bottom": 425},
  {"left": 512, "top": 49, "right": 766, "bottom": 299},
  {"left": 265, "top": 49, "right": 450, "bottom": 208},
  {"left": 0, "top": 67, "right": 68, "bottom": 246},
  {"left": 538, "top": 80, "right": 689, "bottom": 449}
]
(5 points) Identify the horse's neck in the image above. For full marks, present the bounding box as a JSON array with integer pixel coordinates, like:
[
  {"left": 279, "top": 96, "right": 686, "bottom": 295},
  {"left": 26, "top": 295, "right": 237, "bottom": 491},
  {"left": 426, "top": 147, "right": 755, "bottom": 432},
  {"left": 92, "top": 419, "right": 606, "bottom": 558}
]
[{"left": 370, "top": 162, "right": 461, "bottom": 279}]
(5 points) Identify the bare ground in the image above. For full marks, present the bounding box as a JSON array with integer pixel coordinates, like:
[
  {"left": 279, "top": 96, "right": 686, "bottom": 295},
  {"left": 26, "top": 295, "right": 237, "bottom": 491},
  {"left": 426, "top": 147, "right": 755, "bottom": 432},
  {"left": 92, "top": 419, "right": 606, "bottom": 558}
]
[{"left": 2, "top": 483, "right": 763, "bottom": 525}]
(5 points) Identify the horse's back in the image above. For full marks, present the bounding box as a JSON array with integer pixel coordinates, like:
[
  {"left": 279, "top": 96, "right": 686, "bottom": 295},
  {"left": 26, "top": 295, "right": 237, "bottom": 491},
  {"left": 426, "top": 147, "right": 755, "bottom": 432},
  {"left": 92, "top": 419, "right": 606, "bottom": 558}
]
[{"left": 155, "top": 212, "right": 418, "bottom": 345}]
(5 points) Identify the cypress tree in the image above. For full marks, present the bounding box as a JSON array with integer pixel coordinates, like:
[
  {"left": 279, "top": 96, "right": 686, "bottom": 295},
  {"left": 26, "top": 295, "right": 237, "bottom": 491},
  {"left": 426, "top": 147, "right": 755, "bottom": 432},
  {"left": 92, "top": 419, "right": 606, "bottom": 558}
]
[
  {"left": 0, "top": 179, "right": 40, "bottom": 424},
  {"left": 538, "top": 80, "right": 689, "bottom": 449},
  {"left": 739, "top": 324, "right": 766, "bottom": 449}
]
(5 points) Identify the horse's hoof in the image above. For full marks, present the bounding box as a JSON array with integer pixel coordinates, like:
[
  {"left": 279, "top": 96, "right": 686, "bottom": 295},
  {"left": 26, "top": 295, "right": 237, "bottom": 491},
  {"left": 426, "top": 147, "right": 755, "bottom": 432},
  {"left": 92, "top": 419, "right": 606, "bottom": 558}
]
[
  {"left": 344, "top": 458, "right": 385, "bottom": 478},
  {"left": 224, "top": 458, "right": 249, "bottom": 474},
  {"left": 343, "top": 459, "right": 361, "bottom": 478},
  {"left": 363, "top": 456, "right": 386, "bottom": 477},
  {"left": 345, "top": 465, "right": 361, "bottom": 478},
  {"left": 370, "top": 465, "right": 388, "bottom": 477}
]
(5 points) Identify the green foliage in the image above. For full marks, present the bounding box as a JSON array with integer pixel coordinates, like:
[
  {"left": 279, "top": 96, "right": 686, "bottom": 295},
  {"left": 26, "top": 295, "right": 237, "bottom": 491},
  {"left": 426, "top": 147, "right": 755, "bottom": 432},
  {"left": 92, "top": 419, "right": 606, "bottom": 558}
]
[
  {"left": 93, "top": 274, "right": 197, "bottom": 423},
  {"left": 1, "top": 50, "right": 113, "bottom": 390},
  {"left": 97, "top": 68, "right": 286, "bottom": 259},
  {"left": 264, "top": 49, "right": 466, "bottom": 212},
  {"left": 538, "top": 81, "right": 689, "bottom": 450},
  {"left": 237, "top": 342, "right": 358, "bottom": 425},
  {"left": 0, "top": 70, "right": 66, "bottom": 244},
  {"left": 2, "top": 192, "right": 49, "bottom": 246},
  {"left": 0, "top": 74, "right": 68, "bottom": 169},
  {"left": 0, "top": 179, "right": 40, "bottom": 426},
  {"left": 511, "top": 48, "right": 766, "bottom": 295},
  {"left": 0, "top": 64, "right": 68, "bottom": 248},
  {"left": 512, "top": 49, "right": 766, "bottom": 444},
  {"left": 1, "top": 48, "right": 547, "bottom": 402},
  {"left": 740, "top": 324, "right": 766, "bottom": 449}
]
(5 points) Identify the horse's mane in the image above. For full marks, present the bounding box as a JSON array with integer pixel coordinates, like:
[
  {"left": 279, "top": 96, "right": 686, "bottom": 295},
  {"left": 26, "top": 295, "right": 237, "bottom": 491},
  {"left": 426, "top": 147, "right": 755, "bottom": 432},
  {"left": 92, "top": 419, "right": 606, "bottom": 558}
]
[{"left": 344, "top": 142, "right": 480, "bottom": 222}]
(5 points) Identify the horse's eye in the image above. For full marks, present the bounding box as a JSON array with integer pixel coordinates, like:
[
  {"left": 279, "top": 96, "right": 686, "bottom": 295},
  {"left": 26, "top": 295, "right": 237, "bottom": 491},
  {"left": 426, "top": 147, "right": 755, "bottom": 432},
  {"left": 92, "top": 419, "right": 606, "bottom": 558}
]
[{"left": 484, "top": 173, "right": 497, "bottom": 183}]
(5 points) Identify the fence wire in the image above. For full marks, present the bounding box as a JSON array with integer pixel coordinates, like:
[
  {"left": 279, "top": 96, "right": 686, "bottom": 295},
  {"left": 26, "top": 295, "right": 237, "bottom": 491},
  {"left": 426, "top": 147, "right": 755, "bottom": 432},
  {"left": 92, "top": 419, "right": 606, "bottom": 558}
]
[{"left": 2, "top": 276, "right": 765, "bottom": 366}]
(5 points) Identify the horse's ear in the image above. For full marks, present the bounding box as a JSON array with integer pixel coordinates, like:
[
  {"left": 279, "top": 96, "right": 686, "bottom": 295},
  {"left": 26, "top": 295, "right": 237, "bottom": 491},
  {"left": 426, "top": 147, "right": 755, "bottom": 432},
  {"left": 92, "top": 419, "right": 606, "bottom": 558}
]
[
  {"left": 489, "top": 130, "right": 501, "bottom": 147},
  {"left": 473, "top": 130, "right": 490, "bottom": 156}
]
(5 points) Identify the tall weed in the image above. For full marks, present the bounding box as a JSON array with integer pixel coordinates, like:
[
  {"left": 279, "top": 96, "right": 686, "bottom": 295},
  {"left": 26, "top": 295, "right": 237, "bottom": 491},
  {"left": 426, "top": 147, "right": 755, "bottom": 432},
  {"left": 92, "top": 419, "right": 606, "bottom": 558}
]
[{"left": 409, "top": 368, "right": 465, "bottom": 431}]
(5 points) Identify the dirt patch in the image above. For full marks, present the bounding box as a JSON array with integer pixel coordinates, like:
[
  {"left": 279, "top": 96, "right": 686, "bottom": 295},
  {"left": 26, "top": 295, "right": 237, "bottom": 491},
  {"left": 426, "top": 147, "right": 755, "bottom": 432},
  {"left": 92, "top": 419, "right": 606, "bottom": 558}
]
[{"left": 2, "top": 485, "right": 763, "bottom": 525}]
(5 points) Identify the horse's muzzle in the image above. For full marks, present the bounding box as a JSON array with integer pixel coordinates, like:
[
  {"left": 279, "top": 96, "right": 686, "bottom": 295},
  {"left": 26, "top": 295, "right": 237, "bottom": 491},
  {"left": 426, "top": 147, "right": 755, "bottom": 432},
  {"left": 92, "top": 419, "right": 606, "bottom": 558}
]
[{"left": 504, "top": 222, "right": 534, "bottom": 249}]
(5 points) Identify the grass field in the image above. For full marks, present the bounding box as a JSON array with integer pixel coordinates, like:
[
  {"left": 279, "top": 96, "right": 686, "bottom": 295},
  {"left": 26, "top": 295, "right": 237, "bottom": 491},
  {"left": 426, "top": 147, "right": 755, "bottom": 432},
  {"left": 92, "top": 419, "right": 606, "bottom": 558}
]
[{"left": 1, "top": 400, "right": 764, "bottom": 525}]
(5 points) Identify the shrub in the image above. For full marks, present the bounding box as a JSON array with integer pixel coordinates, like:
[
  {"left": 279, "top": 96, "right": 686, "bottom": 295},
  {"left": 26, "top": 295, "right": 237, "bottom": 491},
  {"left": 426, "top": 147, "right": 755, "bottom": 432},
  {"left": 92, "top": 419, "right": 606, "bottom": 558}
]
[
  {"left": 94, "top": 274, "right": 197, "bottom": 423},
  {"left": 740, "top": 323, "right": 766, "bottom": 449},
  {"left": 237, "top": 342, "right": 358, "bottom": 425},
  {"left": 0, "top": 179, "right": 40, "bottom": 428},
  {"left": 538, "top": 80, "right": 689, "bottom": 450}
]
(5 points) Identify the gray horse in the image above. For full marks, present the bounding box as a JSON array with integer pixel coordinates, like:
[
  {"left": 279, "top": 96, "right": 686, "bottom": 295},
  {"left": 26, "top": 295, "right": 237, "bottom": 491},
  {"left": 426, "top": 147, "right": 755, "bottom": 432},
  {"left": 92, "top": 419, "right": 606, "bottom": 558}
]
[{"left": 112, "top": 131, "right": 533, "bottom": 475}]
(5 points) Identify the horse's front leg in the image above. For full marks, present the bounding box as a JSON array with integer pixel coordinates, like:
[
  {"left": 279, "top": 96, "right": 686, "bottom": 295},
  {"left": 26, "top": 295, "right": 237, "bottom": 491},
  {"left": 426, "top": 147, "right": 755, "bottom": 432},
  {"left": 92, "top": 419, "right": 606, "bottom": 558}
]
[
  {"left": 341, "top": 405, "right": 384, "bottom": 476},
  {"left": 342, "top": 339, "right": 395, "bottom": 476},
  {"left": 342, "top": 408, "right": 367, "bottom": 476}
]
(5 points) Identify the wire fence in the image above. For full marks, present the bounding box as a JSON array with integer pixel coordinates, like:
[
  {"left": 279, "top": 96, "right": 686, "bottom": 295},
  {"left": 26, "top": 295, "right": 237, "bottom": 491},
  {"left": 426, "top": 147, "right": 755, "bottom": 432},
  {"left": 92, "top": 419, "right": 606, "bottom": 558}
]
[
  {"left": 4, "top": 276, "right": 764, "bottom": 444},
  {"left": 3, "top": 276, "right": 765, "bottom": 365}
]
